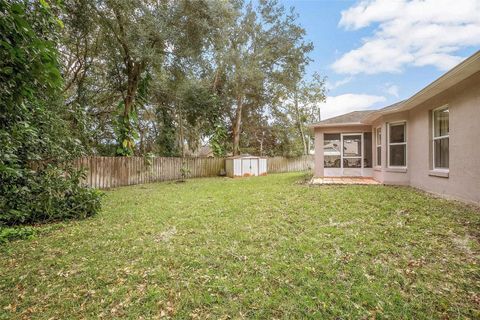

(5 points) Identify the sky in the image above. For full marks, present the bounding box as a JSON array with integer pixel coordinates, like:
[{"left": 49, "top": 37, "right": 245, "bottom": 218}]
[{"left": 281, "top": 0, "right": 480, "bottom": 120}]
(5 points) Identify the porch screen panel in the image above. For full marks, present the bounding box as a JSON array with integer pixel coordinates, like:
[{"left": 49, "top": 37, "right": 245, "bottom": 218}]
[
  {"left": 324, "top": 134, "right": 341, "bottom": 168},
  {"left": 343, "top": 135, "right": 362, "bottom": 168},
  {"left": 363, "top": 132, "right": 372, "bottom": 168}
]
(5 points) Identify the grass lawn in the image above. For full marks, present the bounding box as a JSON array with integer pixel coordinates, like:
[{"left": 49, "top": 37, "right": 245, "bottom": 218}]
[{"left": 1, "top": 173, "right": 479, "bottom": 319}]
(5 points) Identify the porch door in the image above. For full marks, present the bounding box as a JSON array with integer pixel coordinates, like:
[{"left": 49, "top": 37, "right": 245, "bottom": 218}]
[{"left": 341, "top": 133, "right": 363, "bottom": 176}]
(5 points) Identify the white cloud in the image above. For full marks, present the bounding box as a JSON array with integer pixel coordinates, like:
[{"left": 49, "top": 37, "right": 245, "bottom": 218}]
[
  {"left": 319, "top": 93, "right": 386, "bottom": 120},
  {"left": 385, "top": 84, "right": 399, "bottom": 98},
  {"left": 325, "top": 76, "right": 353, "bottom": 91},
  {"left": 333, "top": 0, "right": 480, "bottom": 75}
]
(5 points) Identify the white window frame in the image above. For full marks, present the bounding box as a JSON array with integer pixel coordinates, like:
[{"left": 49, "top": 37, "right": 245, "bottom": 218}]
[
  {"left": 387, "top": 121, "right": 407, "bottom": 169},
  {"left": 432, "top": 105, "right": 449, "bottom": 172},
  {"left": 375, "top": 126, "right": 382, "bottom": 167}
]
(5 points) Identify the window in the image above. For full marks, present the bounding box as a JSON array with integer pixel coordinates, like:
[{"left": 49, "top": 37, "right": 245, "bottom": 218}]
[
  {"left": 388, "top": 122, "right": 407, "bottom": 167},
  {"left": 375, "top": 127, "right": 381, "bottom": 166},
  {"left": 323, "top": 134, "right": 341, "bottom": 168},
  {"left": 433, "top": 106, "right": 449, "bottom": 170}
]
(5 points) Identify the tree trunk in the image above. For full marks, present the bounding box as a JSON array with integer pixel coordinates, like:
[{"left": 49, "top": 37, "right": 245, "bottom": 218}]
[
  {"left": 138, "top": 130, "right": 144, "bottom": 156},
  {"left": 259, "top": 132, "right": 264, "bottom": 156},
  {"left": 123, "top": 59, "right": 142, "bottom": 117},
  {"left": 212, "top": 67, "right": 221, "bottom": 93},
  {"left": 179, "top": 112, "right": 185, "bottom": 157},
  {"left": 119, "top": 59, "right": 144, "bottom": 154},
  {"left": 294, "top": 89, "right": 308, "bottom": 155},
  {"left": 232, "top": 95, "right": 243, "bottom": 155}
]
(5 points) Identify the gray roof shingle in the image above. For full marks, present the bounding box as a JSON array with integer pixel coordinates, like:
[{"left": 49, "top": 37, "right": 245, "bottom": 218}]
[
  {"left": 310, "top": 101, "right": 406, "bottom": 127},
  {"left": 311, "top": 110, "right": 374, "bottom": 126}
]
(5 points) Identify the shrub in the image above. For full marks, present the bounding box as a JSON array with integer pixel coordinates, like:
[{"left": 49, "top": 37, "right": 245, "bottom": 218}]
[
  {"left": 0, "top": 1, "right": 102, "bottom": 231},
  {"left": 0, "top": 165, "right": 103, "bottom": 226},
  {"left": 179, "top": 162, "right": 191, "bottom": 182}
]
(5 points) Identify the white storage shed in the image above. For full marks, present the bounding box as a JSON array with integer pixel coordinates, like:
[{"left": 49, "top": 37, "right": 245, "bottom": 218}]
[{"left": 225, "top": 155, "right": 267, "bottom": 178}]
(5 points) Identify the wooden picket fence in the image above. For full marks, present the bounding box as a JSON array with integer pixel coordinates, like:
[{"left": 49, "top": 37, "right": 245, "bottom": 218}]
[
  {"left": 267, "top": 155, "right": 314, "bottom": 173},
  {"left": 73, "top": 155, "right": 314, "bottom": 189}
]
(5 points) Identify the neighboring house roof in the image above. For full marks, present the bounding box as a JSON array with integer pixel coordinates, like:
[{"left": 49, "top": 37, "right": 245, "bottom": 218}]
[
  {"left": 310, "top": 50, "right": 480, "bottom": 128},
  {"left": 323, "top": 141, "right": 341, "bottom": 156},
  {"left": 198, "top": 145, "right": 214, "bottom": 157}
]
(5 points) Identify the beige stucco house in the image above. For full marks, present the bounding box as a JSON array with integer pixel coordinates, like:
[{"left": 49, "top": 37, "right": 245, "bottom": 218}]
[{"left": 310, "top": 50, "right": 480, "bottom": 204}]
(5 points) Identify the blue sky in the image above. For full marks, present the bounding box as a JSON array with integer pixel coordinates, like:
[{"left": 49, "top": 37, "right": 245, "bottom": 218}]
[{"left": 281, "top": 0, "right": 480, "bottom": 119}]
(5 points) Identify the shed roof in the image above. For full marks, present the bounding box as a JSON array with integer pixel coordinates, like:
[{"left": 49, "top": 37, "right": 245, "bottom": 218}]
[{"left": 226, "top": 154, "right": 266, "bottom": 159}]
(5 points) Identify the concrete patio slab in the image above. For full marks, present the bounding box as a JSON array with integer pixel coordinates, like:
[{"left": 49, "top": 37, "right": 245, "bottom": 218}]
[{"left": 310, "top": 177, "right": 380, "bottom": 185}]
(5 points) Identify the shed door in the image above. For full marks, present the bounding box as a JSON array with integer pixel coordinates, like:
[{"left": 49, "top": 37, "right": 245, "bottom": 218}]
[
  {"left": 242, "top": 159, "right": 251, "bottom": 176},
  {"left": 250, "top": 159, "right": 259, "bottom": 176}
]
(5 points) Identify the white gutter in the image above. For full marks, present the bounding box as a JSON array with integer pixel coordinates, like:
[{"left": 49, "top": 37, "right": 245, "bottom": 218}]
[{"left": 309, "top": 122, "right": 366, "bottom": 129}]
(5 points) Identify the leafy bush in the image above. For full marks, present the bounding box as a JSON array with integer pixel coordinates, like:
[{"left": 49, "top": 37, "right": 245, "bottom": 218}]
[
  {"left": 210, "top": 123, "right": 229, "bottom": 157},
  {"left": 0, "top": 1, "right": 102, "bottom": 230},
  {"left": 0, "top": 165, "right": 102, "bottom": 226},
  {"left": 179, "top": 162, "right": 191, "bottom": 182}
]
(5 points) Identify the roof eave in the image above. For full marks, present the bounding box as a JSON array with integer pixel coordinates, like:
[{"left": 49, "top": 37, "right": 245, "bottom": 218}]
[
  {"left": 309, "top": 122, "right": 367, "bottom": 129},
  {"left": 362, "top": 106, "right": 403, "bottom": 124}
]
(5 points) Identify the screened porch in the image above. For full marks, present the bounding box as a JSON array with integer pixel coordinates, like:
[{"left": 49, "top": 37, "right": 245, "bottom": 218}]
[{"left": 323, "top": 132, "right": 373, "bottom": 177}]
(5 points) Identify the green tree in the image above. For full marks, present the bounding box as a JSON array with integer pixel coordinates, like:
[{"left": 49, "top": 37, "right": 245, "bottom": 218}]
[
  {"left": 58, "top": 0, "right": 321, "bottom": 158},
  {"left": 89, "top": 0, "right": 219, "bottom": 156},
  {"left": 284, "top": 73, "right": 326, "bottom": 155},
  {"left": 0, "top": 0, "right": 101, "bottom": 227},
  {"left": 211, "top": 0, "right": 314, "bottom": 155}
]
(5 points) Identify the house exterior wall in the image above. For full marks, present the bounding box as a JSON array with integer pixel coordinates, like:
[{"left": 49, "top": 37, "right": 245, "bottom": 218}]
[
  {"left": 312, "top": 71, "right": 479, "bottom": 204},
  {"left": 407, "top": 71, "right": 480, "bottom": 204},
  {"left": 371, "top": 111, "right": 410, "bottom": 185}
]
